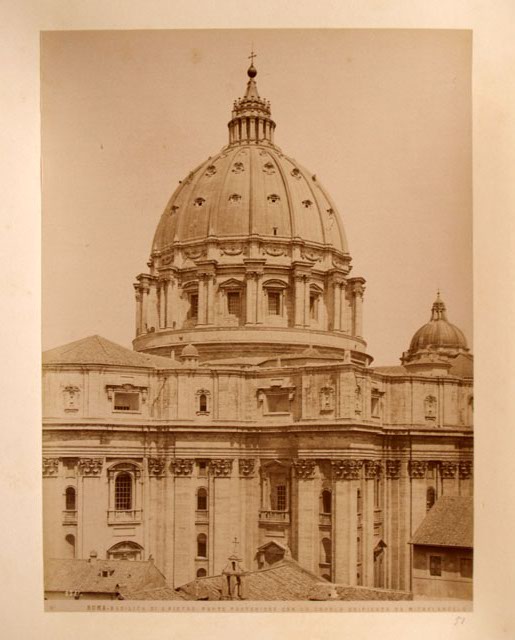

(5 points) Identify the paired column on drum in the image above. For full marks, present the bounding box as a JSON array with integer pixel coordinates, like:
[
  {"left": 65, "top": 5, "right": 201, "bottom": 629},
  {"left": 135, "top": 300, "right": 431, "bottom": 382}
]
[
  {"left": 244, "top": 259, "right": 266, "bottom": 325},
  {"left": 134, "top": 274, "right": 152, "bottom": 335},
  {"left": 293, "top": 264, "right": 312, "bottom": 328},
  {"left": 195, "top": 261, "right": 217, "bottom": 326}
]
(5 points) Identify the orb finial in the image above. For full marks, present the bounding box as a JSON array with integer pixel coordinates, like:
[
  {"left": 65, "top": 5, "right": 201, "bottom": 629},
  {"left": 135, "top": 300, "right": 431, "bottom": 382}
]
[{"left": 247, "top": 48, "right": 257, "bottom": 78}]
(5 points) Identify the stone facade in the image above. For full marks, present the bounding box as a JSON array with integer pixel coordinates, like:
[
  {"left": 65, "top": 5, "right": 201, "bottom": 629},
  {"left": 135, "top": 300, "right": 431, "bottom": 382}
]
[{"left": 42, "top": 60, "right": 473, "bottom": 595}]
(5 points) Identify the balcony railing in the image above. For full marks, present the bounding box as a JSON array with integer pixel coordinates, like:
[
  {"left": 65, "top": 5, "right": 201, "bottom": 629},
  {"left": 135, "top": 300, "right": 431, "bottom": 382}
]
[
  {"left": 319, "top": 513, "right": 332, "bottom": 526},
  {"left": 62, "top": 510, "right": 77, "bottom": 524},
  {"left": 107, "top": 509, "right": 142, "bottom": 524},
  {"left": 259, "top": 509, "right": 290, "bottom": 524}
]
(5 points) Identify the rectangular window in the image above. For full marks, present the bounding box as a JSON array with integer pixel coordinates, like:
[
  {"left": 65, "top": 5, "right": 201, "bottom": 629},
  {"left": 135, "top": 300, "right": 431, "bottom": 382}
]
[
  {"left": 460, "top": 557, "right": 473, "bottom": 578},
  {"left": 276, "top": 485, "right": 287, "bottom": 511},
  {"left": 266, "top": 392, "right": 290, "bottom": 413},
  {"left": 309, "top": 294, "right": 318, "bottom": 319},
  {"left": 268, "top": 291, "right": 281, "bottom": 315},
  {"left": 429, "top": 555, "right": 442, "bottom": 576},
  {"left": 371, "top": 396, "right": 380, "bottom": 417},
  {"left": 198, "top": 461, "right": 207, "bottom": 477},
  {"left": 189, "top": 294, "right": 199, "bottom": 319},
  {"left": 227, "top": 291, "right": 241, "bottom": 316},
  {"left": 114, "top": 392, "right": 139, "bottom": 412},
  {"left": 374, "top": 477, "right": 381, "bottom": 508}
]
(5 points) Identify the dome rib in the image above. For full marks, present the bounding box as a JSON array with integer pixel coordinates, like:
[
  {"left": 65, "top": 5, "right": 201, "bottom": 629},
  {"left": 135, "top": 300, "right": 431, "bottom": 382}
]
[
  {"left": 291, "top": 155, "right": 327, "bottom": 245},
  {"left": 271, "top": 149, "right": 297, "bottom": 238},
  {"left": 209, "top": 148, "right": 238, "bottom": 237}
]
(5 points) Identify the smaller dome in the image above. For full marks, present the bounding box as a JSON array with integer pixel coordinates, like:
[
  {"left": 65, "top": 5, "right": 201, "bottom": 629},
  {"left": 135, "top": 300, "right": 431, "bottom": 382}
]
[
  {"left": 181, "top": 343, "right": 199, "bottom": 357},
  {"left": 402, "top": 293, "right": 469, "bottom": 364}
]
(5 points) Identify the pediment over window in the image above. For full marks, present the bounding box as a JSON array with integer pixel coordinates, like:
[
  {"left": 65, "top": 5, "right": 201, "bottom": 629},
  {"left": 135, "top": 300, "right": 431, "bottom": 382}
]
[
  {"left": 219, "top": 278, "right": 245, "bottom": 290},
  {"left": 262, "top": 278, "right": 289, "bottom": 290}
]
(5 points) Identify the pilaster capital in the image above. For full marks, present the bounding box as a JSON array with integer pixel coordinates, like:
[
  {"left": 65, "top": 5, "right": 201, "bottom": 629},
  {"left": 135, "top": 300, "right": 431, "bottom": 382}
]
[
  {"left": 440, "top": 461, "right": 458, "bottom": 479},
  {"left": 331, "top": 459, "right": 363, "bottom": 481},
  {"left": 239, "top": 458, "right": 256, "bottom": 477},
  {"left": 385, "top": 459, "right": 402, "bottom": 479},
  {"left": 292, "top": 459, "right": 316, "bottom": 479},
  {"left": 78, "top": 458, "right": 103, "bottom": 476},
  {"left": 408, "top": 460, "right": 427, "bottom": 479},
  {"left": 459, "top": 461, "right": 473, "bottom": 479},
  {"left": 148, "top": 457, "right": 166, "bottom": 477},
  {"left": 209, "top": 459, "right": 233, "bottom": 477},
  {"left": 42, "top": 457, "right": 59, "bottom": 477},
  {"left": 364, "top": 460, "right": 383, "bottom": 479},
  {"left": 170, "top": 458, "right": 194, "bottom": 477}
]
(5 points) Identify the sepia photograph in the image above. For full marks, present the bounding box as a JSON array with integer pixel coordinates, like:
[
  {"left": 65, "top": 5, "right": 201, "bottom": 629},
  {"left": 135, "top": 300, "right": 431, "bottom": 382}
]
[{"left": 40, "top": 29, "right": 473, "bottom": 611}]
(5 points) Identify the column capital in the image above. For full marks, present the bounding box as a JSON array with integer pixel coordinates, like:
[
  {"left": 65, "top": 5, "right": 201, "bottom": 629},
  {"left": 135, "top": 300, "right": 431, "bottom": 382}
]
[
  {"left": 385, "top": 459, "right": 402, "bottom": 479},
  {"left": 42, "top": 457, "right": 59, "bottom": 477},
  {"left": 364, "top": 460, "right": 382, "bottom": 479},
  {"left": 209, "top": 459, "right": 233, "bottom": 477},
  {"left": 78, "top": 457, "right": 103, "bottom": 476},
  {"left": 148, "top": 457, "right": 166, "bottom": 477},
  {"left": 170, "top": 458, "right": 194, "bottom": 477},
  {"left": 292, "top": 459, "right": 316, "bottom": 479},
  {"left": 239, "top": 458, "right": 256, "bottom": 477},
  {"left": 459, "top": 460, "right": 473, "bottom": 479},
  {"left": 408, "top": 460, "right": 427, "bottom": 479},
  {"left": 332, "top": 459, "right": 363, "bottom": 481},
  {"left": 440, "top": 461, "right": 458, "bottom": 479}
]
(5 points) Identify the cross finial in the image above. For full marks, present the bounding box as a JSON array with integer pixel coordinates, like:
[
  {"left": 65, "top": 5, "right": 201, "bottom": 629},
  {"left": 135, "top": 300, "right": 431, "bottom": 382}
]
[
  {"left": 248, "top": 49, "right": 257, "bottom": 65},
  {"left": 232, "top": 537, "right": 240, "bottom": 553}
]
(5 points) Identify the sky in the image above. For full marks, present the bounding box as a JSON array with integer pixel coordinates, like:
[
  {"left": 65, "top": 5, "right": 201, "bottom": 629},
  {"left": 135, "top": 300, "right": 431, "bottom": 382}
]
[{"left": 41, "top": 29, "right": 472, "bottom": 366}]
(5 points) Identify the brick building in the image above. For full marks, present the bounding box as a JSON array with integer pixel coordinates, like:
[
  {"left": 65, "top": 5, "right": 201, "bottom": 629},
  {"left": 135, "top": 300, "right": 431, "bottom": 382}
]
[{"left": 42, "top": 60, "right": 473, "bottom": 597}]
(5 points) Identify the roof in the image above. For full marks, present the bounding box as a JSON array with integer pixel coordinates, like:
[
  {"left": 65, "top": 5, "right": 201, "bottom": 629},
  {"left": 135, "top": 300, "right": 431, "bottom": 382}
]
[
  {"left": 120, "top": 586, "right": 186, "bottom": 601},
  {"left": 44, "top": 558, "right": 167, "bottom": 595},
  {"left": 411, "top": 496, "right": 473, "bottom": 548},
  {"left": 177, "top": 559, "right": 324, "bottom": 601},
  {"left": 43, "top": 335, "right": 179, "bottom": 369}
]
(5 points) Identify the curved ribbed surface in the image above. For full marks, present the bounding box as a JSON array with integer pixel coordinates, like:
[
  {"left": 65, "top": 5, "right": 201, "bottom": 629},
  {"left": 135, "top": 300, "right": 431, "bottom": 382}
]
[
  {"left": 409, "top": 319, "right": 468, "bottom": 353},
  {"left": 152, "top": 143, "right": 348, "bottom": 254}
]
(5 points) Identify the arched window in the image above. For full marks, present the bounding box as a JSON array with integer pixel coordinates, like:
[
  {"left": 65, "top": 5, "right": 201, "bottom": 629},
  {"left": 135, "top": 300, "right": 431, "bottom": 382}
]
[
  {"left": 426, "top": 486, "right": 436, "bottom": 512},
  {"left": 197, "top": 488, "right": 208, "bottom": 511},
  {"left": 65, "top": 534, "right": 75, "bottom": 559},
  {"left": 115, "top": 472, "right": 132, "bottom": 511},
  {"left": 321, "top": 490, "right": 332, "bottom": 514},
  {"left": 320, "top": 538, "right": 331, "bottom": 565},
  {"left": 199, "top": 394, "right": 207, "bottom": 413},
  {"left": 65, "top": 487, "right": 76, "bottom": 511},
  {"left": 196, "top": 568, "right": 207, "bottom": 578},
  {"left": 197, "top": 534, "right": 207, "bottom": 558}
]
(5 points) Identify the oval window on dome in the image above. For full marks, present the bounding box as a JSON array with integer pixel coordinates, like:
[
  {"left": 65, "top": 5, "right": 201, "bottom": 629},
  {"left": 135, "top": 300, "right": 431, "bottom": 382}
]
[
  {"left": 232, "top": 162, "right": 245, "bottom": 174},
  {"left": 291, "top": 168, "right": 301, "bottom": 180},
  {"left": 267, "top": 194, "right": 281, "bottom": 204},
  {"left": 205, "top": 165, "right": 217, "bottom": 177},
  {"left": 194, "top": 197, "right": 206, "bottom": 208},
  {"left": 302, "top": 199, "right": 313, "bottom": 208},
  {"left": 263, "top": 162, "right": 275, "bottom": 175},
  {"left": 228, "top": 193, "right": 242, "bottom": 204}
]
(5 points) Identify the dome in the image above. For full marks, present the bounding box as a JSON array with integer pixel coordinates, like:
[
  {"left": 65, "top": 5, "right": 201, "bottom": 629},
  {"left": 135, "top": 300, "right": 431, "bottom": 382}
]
[
  {"left": 152, "top": 144, "right": 348, "bottom": 254},
  {"left": 402, "top": 293, "right": 469, "bottom": 363},
  {"left": 181, "top": 343, "right": 199, "bottom": 357},
  {"left": 133, "top": 59, "right": 369, "bottom": 364}
]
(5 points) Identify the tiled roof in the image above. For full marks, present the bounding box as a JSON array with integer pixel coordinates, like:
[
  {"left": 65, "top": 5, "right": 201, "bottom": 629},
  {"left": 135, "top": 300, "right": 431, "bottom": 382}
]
[
  {"left": 411, "top": 496, "right": 473, "bottom": 548},
  {"left": 177, "top": 560, "right": 323, "bottom": 601},
  {"left": 44, "top": 558, "right": 167, "bottom": 595},
  {"left": 120, "top": 586, "right": 186, "bottom": 600},
  {"left": 43, "top": 335, "right": 180, "bottom": 369},
  {"left": 373, "top": 365, "right": 409, "bottom": 375}
]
